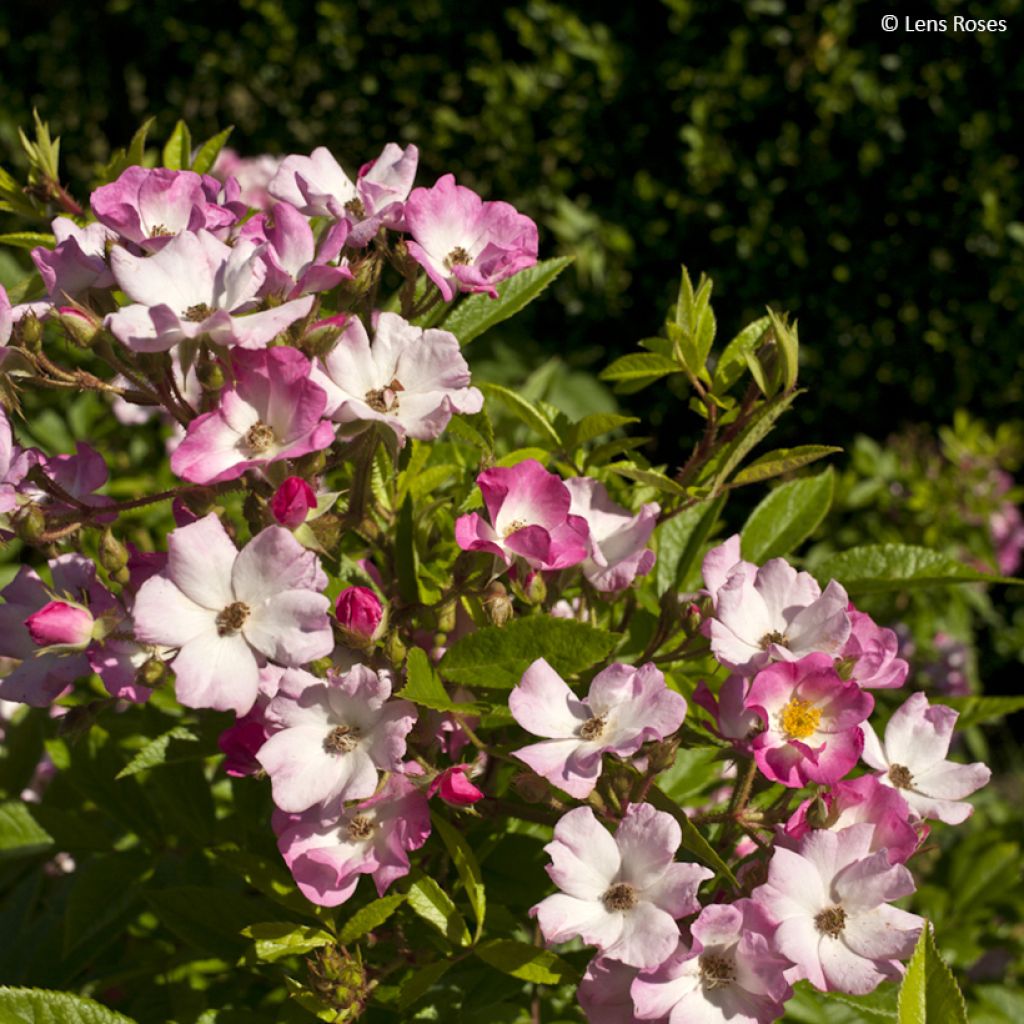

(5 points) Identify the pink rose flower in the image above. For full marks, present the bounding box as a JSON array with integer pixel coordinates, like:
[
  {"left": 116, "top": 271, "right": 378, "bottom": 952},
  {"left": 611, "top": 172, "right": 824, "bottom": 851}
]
[
  {"left": 455, "top": 459, "right": 590, "bottom": 571},
  {"left": 840, "top": 606, "right": 908, "bottom": 689},
  {"left": 631, "top": 900, "right": 794, "bottom": 1024},
  {"left": 578, "top": 957, "right": 651, "bottom": 1024},
  {"left": 312, "top": 311, "right": 482, "bottom": 444},
  {"left": 269, "top": 143, "right": 419, "bottom": 246},
  {"left": 532, "top": 804, "right": 713, "bottom": 969},
  {"left": 105, "top": 229, "right": 314, "bottom": 352},
  {"left": 565, "top": 477, "right": 659, "bottom": 592},
  {"left": 276, "top": 773, "right": 430, "bottom": 907},
  {"left": 170, "top": 347, "right": 335, "bottom": 484},
  {"left": 745, "top": 652, "right": 873, "bottom": 788},
  {"left": 31, "top": 217, "right": 115, "bottom": 300},
  {"left": 783, "top": 774, "right": 920, "bottom": 865},
  {"left": 510, "top": 658, "right": 686, "bottom": 798},
  {"left": 701, "top": 536, "right": 851, "bottom": 674},
  {"left": 861, "top": 692, "right": 991, "bottom": 824},
  {"left": 132, "top": 515, "right": 333, "bottom": 715},
  {"left": 752, "top": 824, "right": 922, "bottom": 994},
  {"left": 257, "top": 664, "right": 417, "bottom": 813},
  {"left": 404, "top": 174, "right": 538, "bottom": 301},
  {"left": 91, "top": 165, "right": 234, "bottom": 247}
]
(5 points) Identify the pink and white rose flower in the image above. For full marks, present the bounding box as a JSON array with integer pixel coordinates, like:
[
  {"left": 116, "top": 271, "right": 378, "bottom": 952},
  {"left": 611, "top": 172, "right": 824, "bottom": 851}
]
[
  {"left": 532, "top": 804, "right": 713, "bottom": 970},
  {"left": 510, "top": 658, "right": 686, "bottom": 798},
  {"left": 861, "top": 692, "right": 991, "bottom": 824}
]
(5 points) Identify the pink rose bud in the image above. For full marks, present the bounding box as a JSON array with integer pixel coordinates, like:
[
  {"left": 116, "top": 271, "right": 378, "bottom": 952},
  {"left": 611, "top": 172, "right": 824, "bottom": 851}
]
[
  {"left": 428, "top": 764, "right": 484, "bottom": 806},
  {"left": 24, "top": 600, "right": 94, "bottom": 648},
  {"left": 335, "top": 586, "right": 384, "bottom": 641},
  {"left": 270, "top": 476, "right": 317, "bottom": 528}
]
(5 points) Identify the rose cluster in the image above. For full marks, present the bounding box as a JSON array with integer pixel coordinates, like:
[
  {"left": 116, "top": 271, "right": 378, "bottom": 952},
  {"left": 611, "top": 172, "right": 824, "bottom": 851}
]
[{"left": 516, "top": 537, "right": 990, "bottom": 1023}]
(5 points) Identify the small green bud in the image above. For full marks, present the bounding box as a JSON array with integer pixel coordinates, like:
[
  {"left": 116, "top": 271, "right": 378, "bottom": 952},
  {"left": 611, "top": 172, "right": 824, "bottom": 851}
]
[
  {"left": 523, "top": 571, "right": 547, "bottom": 606},
  {"left": 302, "top": 322, "right": 344, "bottom": 359},
  {"left": 482, "top": 582, "right": 514, "bottom": 626},
  {"left": 308, "top": 656, "right": 334, "bottom": 678},
  {"left": 99, "top": 528, "right": 130, "bottom": 574},
  {"left": 383, "top": 630, "right": 407, "bottom": 666},
  {"left": 56, "top": 307, "right": 102, "bottom": 348},
  {"left": 292, "top": 449, "right": 327, "bottom": 477},
  {"left": 196, "top": 359, "right": 225, "bottom": 392},
  {"left": 436, "top": 599, "right": 458, "bottom": 635},
  {"left": 14, "top": 505, "right": 46, "bottom": 544},
  {"left": 14, "top": 314, "right": 43, "bottom": 353},
  {"left": 137, "top": 656, "right": 171, "bottom": 688}
]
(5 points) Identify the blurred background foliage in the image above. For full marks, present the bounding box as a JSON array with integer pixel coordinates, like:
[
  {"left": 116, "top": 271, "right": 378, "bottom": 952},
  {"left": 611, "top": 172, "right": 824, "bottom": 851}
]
[{"left": 1, "top": 0, "right": 1023, "bottom": 457}]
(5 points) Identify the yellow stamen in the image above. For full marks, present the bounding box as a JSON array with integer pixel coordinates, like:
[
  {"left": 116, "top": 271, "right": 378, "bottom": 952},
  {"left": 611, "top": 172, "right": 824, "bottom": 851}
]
[{"left": 780, "top": 697, "right": 821, "bottom": 740}]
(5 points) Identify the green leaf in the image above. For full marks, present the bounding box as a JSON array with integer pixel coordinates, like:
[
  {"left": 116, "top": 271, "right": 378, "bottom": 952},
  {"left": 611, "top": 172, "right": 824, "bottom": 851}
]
[
  {"left": 440, "top": 617, "right": 618, "bottom": 691},
  {"left": 711, "top": 315, "right": 771, "bottom": 395},
  {"left": 162, "top": 119, "right": 192, "bottom": 170},
  {"left": 240, "top": 922, "right": 334, "bottom": 963},
  {"left": 115, "top": 726, "right": 198, "bottom": 779},
  {"left": 432, "top": 814, "right": 486, "bottom": 940},
  {"left": 767, "top": 308, "right": 799, "bottom": 392},
  {"left": 441, "top": 256, "right": 572, "bottom": 345},
  {"left": 897, "top": 922, "right": 969, "bottom": 1024},
  {"left": 934, "top": 695, "right": 1024, "bottom": 729},
  {"left": 191, "top": 126, "right": 234, "bottom": 175},
  {"left": 338, "top": 892, "right": 406, "bottom": 945},
  {"left": 474, "top": 939, "right": 578, "bottom": 985},
  {"left": 727, "top": 445, "right": 841, "bottom": 487},
  {"left": 654, "top": 495, "right": 727, "bottom": 595},
  {"left": 406, "top": 875, "right": 471, "bottom": 946},
  {"left": 599, "top": 352, "right": 680, "bottom": 392},
  {"left": 609, "top": 463, "right": 686, "bottom": 496},
  {"left": 565, "top": 413, "right": 639, "bottom": 449},
  {"left": 397, "top": 960, "right": 452, "bottom": 1011},
  {"left": 397, "top": 647, "right": 480, "bottom": 714},
  {"left": 0, "top": 801, "right": 53, "bottom": 860},
  {"left": 812, "top": 544, "right": 1024, "bottom": 595},
  {"left": 647, "top": 786, "right": 738, "bottom": 887},
  {"left": 740, "top": 467, "right": 834, "bottom": 562},
  {"left": 0, "top": 988, "right": 138, "bottom": 1024},
  {"left": 669, "top": 265, "right": 716, "bottom": 377},
  {"left": 0, "top": 232, "right": 54, "bottom": 250},
  {"left": 479, "top": 382, "right": 561, "bottom": 446},
  {"left": 125, "top": 118, "right": 154, "bottom": 168}
]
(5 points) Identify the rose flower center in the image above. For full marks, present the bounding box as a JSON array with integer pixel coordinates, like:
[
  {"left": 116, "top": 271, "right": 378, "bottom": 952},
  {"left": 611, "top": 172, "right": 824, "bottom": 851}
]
[
  {"left": 183, "top": 302, "right": 214, "bottom": 323},
  {"left": 699, "top": 952, "right": 737, "bottom": 990},
  {"left": 216, "top": 601, "right": 250, "bottom": 636},
  {"left": 243, "top": 421, "right": 277, "bottom": 455},
  {"left": 815, "top": 904, "right": 847, "bottom": 938},
  {"left": 889, "top": 763, "right": 914, "bottom": 789},
  {"left": 346, "top": 814, "right": 375, "bottom": 841},
  {"left": 365, "top": 377, "right": 404, "bottom": 413},
  {"left": 324, "top": 724, "right": 361, "bottom": 755},
  {"left": 602, "top": 882, "right": 639, "bottom": 912},
  {"left": 759, "top": 629, "right": 790, "bottom": 651},
  {"left": 445, "top": 245, "right": 472, "bottom": 269},
  {"left": 780, "top": 697, "right": 822, "bottom": 740},
  {"left": 579, "top": 715, "right": 606, "bottom": 741}
]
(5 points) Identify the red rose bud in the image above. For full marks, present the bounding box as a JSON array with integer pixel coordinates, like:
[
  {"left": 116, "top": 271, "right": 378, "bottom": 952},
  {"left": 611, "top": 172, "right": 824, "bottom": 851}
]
[
  {"left": 428, "top": 764, "right": 484, "bottom": 806},
  {"left": 335, "top": 586, "right": 384, "bottom": 642},
  {"left": 56, "top": 306, "right": 102, "bottom": 348},
  {"left": 270, "top": 476, "right": 317, "bottom": 528},
  {"left": 25, "top": 600, "right": 94, "bottom": 648}
]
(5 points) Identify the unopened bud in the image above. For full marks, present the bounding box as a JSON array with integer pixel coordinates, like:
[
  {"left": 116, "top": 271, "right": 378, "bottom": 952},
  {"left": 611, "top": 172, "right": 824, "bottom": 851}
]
[
  {"left": 99, "top": 528, "right": 130, "bottom": 574},
  {"left": 291, "top": 449, "right": 327, "bottom": 477},
  {"left": 335, "top": 586, "right": 385, "bottom": 647},
  {"left": 305, "top": 945, "right": 371, "bottom": 1017},
  {"left": 137, "top": 657, "right": 170, "bottom": 688},
  {"left": 646, "top": 737, "right": 681, "bottom": 776},
  {"left": 56, "top": 306, "right": 102, "bottom": 348},
  {"left": 308, "top": 656, "right": 333, "bottom": 678},
  {"left": 301, "top": 315, "right": 346, "bottom": 359},
  {"left": 523, "top": 571, "right": 547, "bottom": 606},
  {"left": 436, "top": 599, "right": 457, "bottom": 635},
  {"left": 15, "top": 506, "right": 46, "bottom": 544},
  {"left": 805, "top": 793, "right": 833, "bottom": 830},
  {"left": 383, "top": 629, "right": 407, "bottom": 666},
  {"left": 482, "top": 582, "right": 514, "bottom": 626},
  {"left": 25, "top": 600, "right": 94, "bottom": 649},
  {"left": 196, "top": 359, "right": 225, "bottom": 392},
  {"left": 14, "top": 313, "right": 43, "bottom": 353},
  {"left": 270, "top": 476, "right": 317, "bottom": 528}
]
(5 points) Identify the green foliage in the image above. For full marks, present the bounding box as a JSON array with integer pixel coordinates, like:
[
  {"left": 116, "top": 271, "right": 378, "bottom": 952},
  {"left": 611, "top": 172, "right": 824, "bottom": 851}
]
[
  {"left": 897, "top": 923, "right": 969, "bottom": 1024},
  {"left": 0, "top": 988, "right": 138, "bottom": 1024},
  {"left": 741, "top": 466, "right": 834, "bottom": 562}
]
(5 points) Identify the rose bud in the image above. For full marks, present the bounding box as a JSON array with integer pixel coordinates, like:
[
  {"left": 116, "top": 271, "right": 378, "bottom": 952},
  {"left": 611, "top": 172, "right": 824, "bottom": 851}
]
[
  {"left": 25, "top": 600, "right": 94, "bottom": 649},
  {"left": 428, "top": 764, "right": 484, "bottom": 806},
  {"left": 335, "top": 586, "right": 384, "bottom": 645},
  {"left": 270, "top": 476, "right": 317, "bottom": 528}
]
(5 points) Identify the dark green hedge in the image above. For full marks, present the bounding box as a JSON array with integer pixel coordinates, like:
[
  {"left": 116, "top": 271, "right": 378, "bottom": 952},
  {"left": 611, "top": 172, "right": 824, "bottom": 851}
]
[{"left": 2, "top": 0, "right": 1022, "bottom": 458}]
